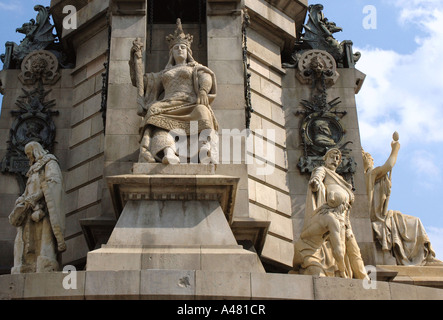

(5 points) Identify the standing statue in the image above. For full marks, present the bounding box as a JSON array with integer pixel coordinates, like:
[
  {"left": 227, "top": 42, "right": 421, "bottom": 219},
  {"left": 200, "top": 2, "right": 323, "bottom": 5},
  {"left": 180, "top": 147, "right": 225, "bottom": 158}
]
[
  {"left": 362, "top": 132, "right": 442, "bottom": 266},
  {"left": 292, "top": 148, "right": 368, "bottom": 279},
  {"left": 9, "top": 141, "right": 66, "bottom": 273},
  {"left": 129, "top": 19, "right": 219, "bottom": 164}
]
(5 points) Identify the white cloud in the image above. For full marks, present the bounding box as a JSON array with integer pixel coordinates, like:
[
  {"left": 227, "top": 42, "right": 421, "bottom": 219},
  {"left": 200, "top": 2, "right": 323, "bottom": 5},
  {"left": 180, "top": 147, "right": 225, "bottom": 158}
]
[
  {"left": 356, "top": 3, "right": 443, "bottom": 154},
  {"left": 413, "top": 150, "right": 441, "bottom": 177},
  {"left": 410, "top": 150, "right": 442, "bottom": 190}
]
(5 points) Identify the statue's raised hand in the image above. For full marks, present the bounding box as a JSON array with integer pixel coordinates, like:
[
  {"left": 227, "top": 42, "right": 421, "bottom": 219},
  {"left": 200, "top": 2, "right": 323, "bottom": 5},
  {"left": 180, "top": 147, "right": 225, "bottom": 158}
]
[{"left": 131, "top": 38, "right": 144, "bottom": 60}]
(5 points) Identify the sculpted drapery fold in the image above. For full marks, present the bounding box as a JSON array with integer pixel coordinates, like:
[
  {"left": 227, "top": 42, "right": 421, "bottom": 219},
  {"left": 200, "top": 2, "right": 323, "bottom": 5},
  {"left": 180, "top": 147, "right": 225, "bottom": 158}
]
[
  {"left": 293, "top": 149, "right": 368, "bottom": 280},
  {"left": 363, "top": 132, "right": 442, "bottom": 266},
  {"left": 9, "top": 141, "right": 65, "bottom": 274}
]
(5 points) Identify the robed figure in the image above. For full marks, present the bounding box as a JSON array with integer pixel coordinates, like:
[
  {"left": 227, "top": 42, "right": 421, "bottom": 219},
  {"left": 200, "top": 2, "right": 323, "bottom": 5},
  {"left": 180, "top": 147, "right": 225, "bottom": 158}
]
[
  {"left": 363, "top": 132, "right": 442, "bottom": 266},
  {"left": 293, "top": 148, "right": 368, "bottom": 279},
  {"left": 129, "top": 19, "right": 218, "bottom": 164},
  {"left": 9, "top": 141, "right": 66, "bottom": 273}
]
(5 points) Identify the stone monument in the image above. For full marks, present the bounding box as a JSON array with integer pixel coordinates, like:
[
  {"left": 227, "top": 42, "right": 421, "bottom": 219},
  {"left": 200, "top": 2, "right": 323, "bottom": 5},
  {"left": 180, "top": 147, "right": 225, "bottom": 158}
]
[
  {"left": 85, "top": 18, "right": 265, "bottom": 274},
  {"left": 129, "top": 19, "right": 219, "bottom": 164},
  {"left": 282, "top": 3, "right": 379, "bottom": 276},
  {"left": 0, "top": 0, "right": 443, "bottom": 300}
]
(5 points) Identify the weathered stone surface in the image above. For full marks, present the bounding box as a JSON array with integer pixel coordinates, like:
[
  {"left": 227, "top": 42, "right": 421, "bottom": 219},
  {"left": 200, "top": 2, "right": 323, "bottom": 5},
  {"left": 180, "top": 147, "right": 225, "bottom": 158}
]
[{"left": 2, "top": 270, "right": 443, "bottom": 300}]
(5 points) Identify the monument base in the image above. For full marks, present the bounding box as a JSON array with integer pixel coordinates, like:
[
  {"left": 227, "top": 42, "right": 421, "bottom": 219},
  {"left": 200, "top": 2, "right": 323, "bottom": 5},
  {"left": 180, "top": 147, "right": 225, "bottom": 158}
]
[
  {"left": 2, "top": 270, "right": 443, "bottom": 300},
  {"left": 85, "top": 164, "right": 266, "bottom": 273},
  {"left": 86, "top": 246, "right": 265, "bottom": 273}
]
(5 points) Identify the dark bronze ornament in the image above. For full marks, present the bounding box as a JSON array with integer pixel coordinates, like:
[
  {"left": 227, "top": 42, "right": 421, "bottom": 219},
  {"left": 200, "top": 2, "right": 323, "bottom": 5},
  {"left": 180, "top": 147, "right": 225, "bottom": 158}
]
[
  {"left": 283, "top": 4, "right": 361, "bottom": 69},
  {"left": 1, "top": 81, "right": 58, "bottom": 193},
  {"left": 242, "top": 8, "right": 253, "bottom": 129},
  {"left": 1, "top": 5, "right": 74, "bottom": 70},
  {"left": 293, "top": 50, "right": 357, "bottom": 187}
]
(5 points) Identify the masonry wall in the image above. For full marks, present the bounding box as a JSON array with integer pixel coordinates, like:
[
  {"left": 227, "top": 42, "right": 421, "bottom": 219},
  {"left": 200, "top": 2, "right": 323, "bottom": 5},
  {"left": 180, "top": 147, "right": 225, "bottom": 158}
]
[{"left": 52, "top": 0, "right": 110, "bottom": 267}]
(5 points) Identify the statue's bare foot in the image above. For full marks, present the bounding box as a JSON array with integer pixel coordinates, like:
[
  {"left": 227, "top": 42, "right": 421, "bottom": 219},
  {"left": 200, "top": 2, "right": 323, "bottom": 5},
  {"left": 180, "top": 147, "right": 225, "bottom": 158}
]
[{"left": 162, "top": 147, "right": 180, "bottom": 164}]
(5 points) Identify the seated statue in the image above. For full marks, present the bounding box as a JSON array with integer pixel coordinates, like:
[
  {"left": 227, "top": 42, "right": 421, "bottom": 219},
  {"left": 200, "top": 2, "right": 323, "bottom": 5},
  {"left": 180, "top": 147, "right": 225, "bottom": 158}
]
[
  {"left": 129, "top": 19, "right": 219, "bottom": 164},
  {"left": 292, "top": 148, "right": 368, "bottom": 279},
  {"left": 363, "top": 132, "right": 442, "bottom": 266},
  {"left": 9, "top": 141, "right": 66, "bottom": 273}
]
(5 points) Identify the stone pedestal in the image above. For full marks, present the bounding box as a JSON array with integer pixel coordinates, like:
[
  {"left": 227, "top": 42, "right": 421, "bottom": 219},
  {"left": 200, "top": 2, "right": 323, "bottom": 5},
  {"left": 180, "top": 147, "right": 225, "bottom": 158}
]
[{"left": 86, "top": 164, "right": 265, "bottom": 273}]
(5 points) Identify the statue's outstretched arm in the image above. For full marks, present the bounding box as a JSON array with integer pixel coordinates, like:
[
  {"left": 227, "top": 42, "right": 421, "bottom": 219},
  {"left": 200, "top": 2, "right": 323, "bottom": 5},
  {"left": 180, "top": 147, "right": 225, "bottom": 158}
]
[{"left": 373, "top": 133, "right": 400, "bottom": 181}]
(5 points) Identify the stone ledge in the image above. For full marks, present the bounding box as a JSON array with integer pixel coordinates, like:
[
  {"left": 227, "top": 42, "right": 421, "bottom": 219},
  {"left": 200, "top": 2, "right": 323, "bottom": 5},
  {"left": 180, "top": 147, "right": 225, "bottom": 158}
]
[
  {"left": 2, "top": 270, "right": 443, "bottom": 300},
  {"left": 377, "top": 265, "right": 443, "bottom": 289},
  {"left": 107, "top": 174, "right": 239, "bottom": 223},
  {"left": 132, "top": 163, "right": 216, "bottom": 175}
]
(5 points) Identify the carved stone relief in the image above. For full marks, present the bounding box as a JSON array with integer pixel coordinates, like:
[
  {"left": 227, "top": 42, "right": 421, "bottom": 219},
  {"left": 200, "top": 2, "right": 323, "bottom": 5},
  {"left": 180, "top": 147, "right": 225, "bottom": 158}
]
[
  {"left": 18, "top": 50, "right": 60, "bottom": 85},
  {"left": 296, "top": 49, "right": 339, "bottom": 86},
  {"left": 294, "top": 49, "right": 356, "bottom": 185},
  {"left": 1, "top": 51, "right": 59, "bottom": 192}
]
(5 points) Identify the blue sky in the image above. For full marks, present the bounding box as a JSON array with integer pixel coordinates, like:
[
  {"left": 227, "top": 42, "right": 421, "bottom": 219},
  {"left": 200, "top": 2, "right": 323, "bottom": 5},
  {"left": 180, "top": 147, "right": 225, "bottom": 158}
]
[{"left": 0, "top": 0, "right": 442, "bottom": 260}]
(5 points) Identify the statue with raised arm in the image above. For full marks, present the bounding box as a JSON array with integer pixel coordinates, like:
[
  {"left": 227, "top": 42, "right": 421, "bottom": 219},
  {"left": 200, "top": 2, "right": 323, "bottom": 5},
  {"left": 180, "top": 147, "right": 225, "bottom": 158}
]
[
  {"left": 292, "top": 148, "right": 368, "bottom": 279},
  {"left": 9, "top": 141, "right": 66, "bottom": 273},
  {"left": 129, "top": 19, "right": 219, "bottom": 164},
  {"left": 363, "top": 132, "right": 442, "bottom": 266}
]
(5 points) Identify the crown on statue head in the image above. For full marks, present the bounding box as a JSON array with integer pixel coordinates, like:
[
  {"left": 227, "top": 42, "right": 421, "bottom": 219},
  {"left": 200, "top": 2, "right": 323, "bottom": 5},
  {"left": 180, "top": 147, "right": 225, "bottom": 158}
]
[{"left": 166, "top": 18, "right": 193, "bottom": 49}]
